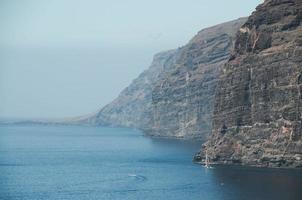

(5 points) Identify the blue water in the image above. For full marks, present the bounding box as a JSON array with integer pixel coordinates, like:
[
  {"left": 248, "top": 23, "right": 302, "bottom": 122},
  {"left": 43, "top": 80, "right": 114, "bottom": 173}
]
[{"left": 0, "top": 125, "right": 302, "bottom": 200}]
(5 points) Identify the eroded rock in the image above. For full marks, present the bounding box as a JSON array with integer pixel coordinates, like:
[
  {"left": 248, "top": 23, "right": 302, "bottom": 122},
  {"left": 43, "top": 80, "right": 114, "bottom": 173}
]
[{"left": 195, "top": 0, "right": 302, "bottom": 168}]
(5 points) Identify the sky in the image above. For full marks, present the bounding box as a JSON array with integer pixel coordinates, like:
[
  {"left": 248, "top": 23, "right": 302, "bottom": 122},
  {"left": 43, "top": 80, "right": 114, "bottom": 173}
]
[{"left": 0, "top": 0, "right": 263, "bottom": 119}]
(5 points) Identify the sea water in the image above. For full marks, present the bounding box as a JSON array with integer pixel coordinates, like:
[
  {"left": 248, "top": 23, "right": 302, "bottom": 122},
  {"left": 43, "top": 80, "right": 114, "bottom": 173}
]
[{"left": 0, "top": 125, "right": 301, "bottom": 200}]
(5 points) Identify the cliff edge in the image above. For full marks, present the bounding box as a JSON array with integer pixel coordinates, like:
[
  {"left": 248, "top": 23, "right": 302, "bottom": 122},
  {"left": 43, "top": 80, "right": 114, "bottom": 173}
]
[
  {"left": 86, "top": 18, "right": 246, "bottom": 140},
  {"left": 195, "top": 0, "right": 302, "bottom": 168}
]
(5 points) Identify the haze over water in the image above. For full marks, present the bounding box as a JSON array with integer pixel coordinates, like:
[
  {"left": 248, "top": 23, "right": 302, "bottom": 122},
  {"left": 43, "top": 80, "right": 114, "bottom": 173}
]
[
  {"left": 0, "top": 125, "right": 301, "bottom": 200},
  {"left": 0, "top": 0, "right": 262, "bottom": 119}
]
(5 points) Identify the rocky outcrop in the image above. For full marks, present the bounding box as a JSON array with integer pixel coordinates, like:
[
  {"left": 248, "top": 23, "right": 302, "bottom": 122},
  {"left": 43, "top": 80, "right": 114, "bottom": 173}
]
[
  {"left": 148, "top": 18, "right": 247, "bottom": 139},
  {"left": 86, "top": 18, "right": 246, "bottom": 139},
  {"left": 195, "top": 0, "right": 302, "bottom": 167}
]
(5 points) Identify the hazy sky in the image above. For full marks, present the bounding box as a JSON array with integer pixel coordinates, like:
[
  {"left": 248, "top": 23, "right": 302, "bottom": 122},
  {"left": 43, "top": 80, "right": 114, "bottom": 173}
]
[{"left": 0, "top": 0, "right": 262, "bottom": 119}]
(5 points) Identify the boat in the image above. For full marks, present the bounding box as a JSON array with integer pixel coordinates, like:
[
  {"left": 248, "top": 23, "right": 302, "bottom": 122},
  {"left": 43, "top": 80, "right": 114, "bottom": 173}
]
[{"left": 204, "top": 149, "right": 212, "bottom": 168}]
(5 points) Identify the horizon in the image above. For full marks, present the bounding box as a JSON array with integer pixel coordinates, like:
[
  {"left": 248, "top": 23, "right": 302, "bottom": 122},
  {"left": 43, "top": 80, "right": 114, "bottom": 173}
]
[{"left": 0, "top": 0, "right": 262, "bottom": 119}]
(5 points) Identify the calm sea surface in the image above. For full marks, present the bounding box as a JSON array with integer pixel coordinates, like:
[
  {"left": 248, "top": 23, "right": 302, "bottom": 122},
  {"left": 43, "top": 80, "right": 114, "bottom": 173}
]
[{"left": 0, "top": 125, "right": 302, "bottom": 200}]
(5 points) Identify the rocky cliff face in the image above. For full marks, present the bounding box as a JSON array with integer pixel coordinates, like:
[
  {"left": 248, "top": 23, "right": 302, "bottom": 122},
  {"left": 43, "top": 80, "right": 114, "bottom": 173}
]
[
  {"left": 87, "top": 18, "right": 246, "bottom": 139},
  {"left": 149, "top": 19, "right": 247, "bottom": 139},
  {"left": 195, "top": 0, "right": 302, "bottom": 167},
  {"left": 86, "top": 49, "right": 181, "bottom": 129}
]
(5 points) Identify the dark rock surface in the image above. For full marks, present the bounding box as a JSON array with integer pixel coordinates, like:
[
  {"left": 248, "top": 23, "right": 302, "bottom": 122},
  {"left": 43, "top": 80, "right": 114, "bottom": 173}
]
[
  {"left": 195, "top": 0, "right": 302, "bottom": 168},
  {"left": 85, "top": 18, "right": 246, "bottom": 139}
]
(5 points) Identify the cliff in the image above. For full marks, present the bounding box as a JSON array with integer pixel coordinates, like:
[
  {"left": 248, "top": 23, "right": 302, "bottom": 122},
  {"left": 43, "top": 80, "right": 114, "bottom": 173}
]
[
  {"left": 86, "top": 49, "right": 181, "bottom": 130},
  {"left": 194, "top": 0, "right": 302, "bottom": 167},
  {"left": 87, "top": 18, "right": 246, "bottom": 139},
  {"left": 149, "top": 18, "right": 247, "bottom": 139}
]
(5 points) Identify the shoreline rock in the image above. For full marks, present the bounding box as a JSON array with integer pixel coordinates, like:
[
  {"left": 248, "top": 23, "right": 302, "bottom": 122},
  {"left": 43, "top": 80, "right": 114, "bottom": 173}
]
[{"left": 196, "top": 0, "right": 302, "bottom": 168}]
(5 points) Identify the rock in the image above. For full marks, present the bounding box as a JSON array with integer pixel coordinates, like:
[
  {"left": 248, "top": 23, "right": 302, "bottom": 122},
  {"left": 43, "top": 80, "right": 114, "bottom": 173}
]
[
  {"left": 85, "top": 49, "right": 180, "bottom": 130},
  {"left": 148, "top": 18, "right": 247, "bottom": 140},
  {"left": 294, "top": 154, "right": 301, "bottom": 161},
  {"left": 195, "top": 0, "right": 302, "bottom": 168},
  {"left": 84, "top": 18, "right": 247, "bottom": 140}
]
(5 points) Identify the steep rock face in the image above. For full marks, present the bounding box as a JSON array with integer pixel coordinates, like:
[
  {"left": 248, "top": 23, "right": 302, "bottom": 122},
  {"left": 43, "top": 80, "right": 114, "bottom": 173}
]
[
  {"left": 87, "top": 49, "right": 180, "bottom": 129},
  {"left": 148, "top": 18, "right": 247, "bottom": 139},
  {"left": 195, "top": 0, "right": 302, "bottom": 167},
  {"left": 86, "top": 18, "right": 246, "bottom": 139}
]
